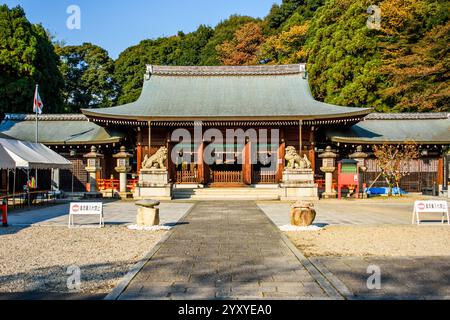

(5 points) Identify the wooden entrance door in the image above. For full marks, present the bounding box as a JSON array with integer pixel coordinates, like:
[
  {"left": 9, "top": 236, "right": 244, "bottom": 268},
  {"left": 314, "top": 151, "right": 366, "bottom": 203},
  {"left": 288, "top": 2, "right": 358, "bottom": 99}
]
[{"left": 207, "top": 142, "right": 245, "bottom": 186}]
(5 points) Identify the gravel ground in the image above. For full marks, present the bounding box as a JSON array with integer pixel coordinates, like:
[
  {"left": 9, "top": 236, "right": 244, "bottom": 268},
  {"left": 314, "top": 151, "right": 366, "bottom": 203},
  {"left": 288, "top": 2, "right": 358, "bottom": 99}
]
[
  {"left": 286, "top": 225, "right": 450, "bottom": 257},
  {"left": 0, "top": 226, "right": 165, "bottom": 294}
]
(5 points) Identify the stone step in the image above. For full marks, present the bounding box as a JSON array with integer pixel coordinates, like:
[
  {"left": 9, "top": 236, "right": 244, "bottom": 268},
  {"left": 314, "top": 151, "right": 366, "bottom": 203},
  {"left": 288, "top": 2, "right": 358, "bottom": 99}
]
[
  {"left": 173, "top": 194, "right": 280, "bottom": 200},
  {"left": 172, "top": 187, "right": 281, "bottom": 200}
]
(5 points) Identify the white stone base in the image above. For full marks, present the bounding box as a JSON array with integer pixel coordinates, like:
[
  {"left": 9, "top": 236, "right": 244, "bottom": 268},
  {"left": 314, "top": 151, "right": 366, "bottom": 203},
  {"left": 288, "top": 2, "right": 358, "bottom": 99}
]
[
  {"left": 135, "top": 169, "right": 172, "bottom": 200},
  {"left": 280, "top": 169, "right": 319, "bottom": 200},
  {"left": 282, "top": 169, "right": 315, "bottom": 183},
  {"left": 321, "top": 191, "right": 337, "bottom": 199},
  {"left": 134, "top": 185, "right": 172, "bottom": 200},
  {"left": 279, "top": 185, "right": 319, "bottom": 200}
]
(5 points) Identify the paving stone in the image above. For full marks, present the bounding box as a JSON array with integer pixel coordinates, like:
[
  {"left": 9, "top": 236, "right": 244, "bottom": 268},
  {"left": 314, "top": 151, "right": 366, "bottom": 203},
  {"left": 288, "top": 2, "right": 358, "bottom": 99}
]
[{"left": 119, "top": 201, "right": 331, "bottom": 299}]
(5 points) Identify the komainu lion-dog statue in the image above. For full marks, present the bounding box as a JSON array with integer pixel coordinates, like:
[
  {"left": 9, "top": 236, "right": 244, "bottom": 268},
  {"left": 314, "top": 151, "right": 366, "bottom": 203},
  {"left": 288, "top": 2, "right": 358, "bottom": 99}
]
[
  {"left": 142, "top": 146, "right": 168, "bottom": 170},
  {"left": 285, "top": 146, "right": 311, "bottom": 169}
]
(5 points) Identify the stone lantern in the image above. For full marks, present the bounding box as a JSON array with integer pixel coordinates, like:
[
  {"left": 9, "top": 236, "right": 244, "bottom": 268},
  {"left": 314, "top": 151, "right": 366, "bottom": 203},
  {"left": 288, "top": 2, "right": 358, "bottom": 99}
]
[
  {"left": 84, "top": 146, "right": 103, "bottom": 198},
  {"left": 349, "top": 145, "right": 369, "bottom": 197},
  {"left": 349, "top": 145, "right": 368, "bottom": 172},
  {"left": 113, "top": 146, "right": 132, "bottom": 198},
  {"left": 319, "top": 146, "right": 338, "bottom": 198}
]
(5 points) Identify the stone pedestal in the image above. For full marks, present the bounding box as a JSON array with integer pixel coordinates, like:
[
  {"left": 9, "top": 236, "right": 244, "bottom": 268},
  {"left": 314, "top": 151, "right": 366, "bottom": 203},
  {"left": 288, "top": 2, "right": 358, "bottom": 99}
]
[
  {"left": 321, "top": 167, "right": 337, "bottom": 199},
  {"left": 117, "top": 172, "right": 132, "bottom": 199},
  {"left": 136, "top": 200, "right": 160, "bottom": 227},
  {"left": 280, "top": 169, "right": 318, "bottom": 200},
  {"left": 84, "top": 171, "right": 103, "bottom": 198},
  {"left": 134, "top": 169, "right": 172, "bottom": 200}
]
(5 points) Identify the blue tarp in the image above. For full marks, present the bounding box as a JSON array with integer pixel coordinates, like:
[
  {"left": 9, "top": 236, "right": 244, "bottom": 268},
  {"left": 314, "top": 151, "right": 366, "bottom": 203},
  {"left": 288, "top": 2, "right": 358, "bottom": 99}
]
[{"left": 365, "top": 187, "right": 407, "bottom": 195}]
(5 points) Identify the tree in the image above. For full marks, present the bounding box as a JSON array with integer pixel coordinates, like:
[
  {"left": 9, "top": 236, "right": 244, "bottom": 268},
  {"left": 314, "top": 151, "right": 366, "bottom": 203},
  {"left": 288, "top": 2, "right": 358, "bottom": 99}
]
[
  {"left": 0, "top": 5, "right": 64, "bottom": 114},
  {"left": 174, "top": 25, "right": 214, "bottom": 66},
  {"left": 263, "top": 0, "right": 324, "bottom": 34},
  {"left": 217, "top": 22, "right": 265, "bottom": 65},
  {"left": 199, "top": 15, "right": 259, "bottom": 65},
  {"left": 379, "top": 0, "right": 449, "bottom": 112},
  {"left": 260, "top": 23, "right": 309, "bottom": 64},
  {"left": 372, "top": 143, "right": 419, "bottom": 196},
  {"left": 306, "top": 0, "right": 384, "bottom": 109},
  {"left": 56, "top": 43, "right": 118, "bottom": 112}
]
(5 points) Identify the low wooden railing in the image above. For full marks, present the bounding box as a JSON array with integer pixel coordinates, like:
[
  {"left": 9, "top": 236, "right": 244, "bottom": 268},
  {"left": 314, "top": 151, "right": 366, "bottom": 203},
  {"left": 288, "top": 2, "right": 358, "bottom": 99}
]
[
  {"left": 211, "top": 171, "right": 243, "bottom": 183},
  {"left": 97, "top": 178, "right": 138, "bottom": 191},
  {"left": 176, "top": 171, "right": 198, "bottom": 184},
  {"left": 253, "top": 170, "right": 277, "bottom": 184},
  {"left": 315, "top": 179, "right": 337, "bottom": 189}
]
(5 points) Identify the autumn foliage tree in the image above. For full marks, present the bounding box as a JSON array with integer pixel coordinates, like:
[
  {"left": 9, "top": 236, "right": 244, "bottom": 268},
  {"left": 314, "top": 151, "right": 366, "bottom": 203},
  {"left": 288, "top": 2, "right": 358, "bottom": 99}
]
[
  {"left": 216, "top": 22, "right": 265, "bottom": 65},
  {"left": 379, "top": 0, "right": 449, "bottom": 112},
  {"left": 260, "top": 23, "right": 309, "bottom": 64},
  {"left": 372, "top": 143, "right": 419, "bottom": 196}
]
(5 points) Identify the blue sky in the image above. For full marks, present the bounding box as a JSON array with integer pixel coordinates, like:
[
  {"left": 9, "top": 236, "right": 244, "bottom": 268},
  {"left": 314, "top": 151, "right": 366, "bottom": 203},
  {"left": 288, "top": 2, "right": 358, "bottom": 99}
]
[{"left": 3, "top": 0, "right": 281, "bottom": 59}]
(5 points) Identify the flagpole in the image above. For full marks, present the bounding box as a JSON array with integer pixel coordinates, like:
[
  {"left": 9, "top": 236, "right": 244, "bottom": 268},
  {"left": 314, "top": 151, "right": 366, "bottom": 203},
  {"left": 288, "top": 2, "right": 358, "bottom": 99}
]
[
  {"left": 35, "top": 84, "right": 39, "bottom": 143},
  {"left": 35, "top": 84, "right": 39, "bottom": 189}
]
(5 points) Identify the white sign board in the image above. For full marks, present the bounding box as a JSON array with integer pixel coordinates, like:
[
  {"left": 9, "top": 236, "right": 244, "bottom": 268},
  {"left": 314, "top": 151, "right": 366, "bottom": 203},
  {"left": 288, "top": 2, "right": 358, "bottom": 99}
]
[
  {"left": 68, "top": 202, "right": 104, "bottom": 228},
  {"left": 412, "top": 200, "right": 449, "bottom": 225}
]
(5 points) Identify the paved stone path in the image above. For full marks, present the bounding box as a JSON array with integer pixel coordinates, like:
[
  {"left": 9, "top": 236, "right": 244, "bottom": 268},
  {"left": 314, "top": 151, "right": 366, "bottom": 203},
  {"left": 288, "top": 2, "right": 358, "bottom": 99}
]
[{"left": 118, "top": 201, "right": 340, "bottom": 300}]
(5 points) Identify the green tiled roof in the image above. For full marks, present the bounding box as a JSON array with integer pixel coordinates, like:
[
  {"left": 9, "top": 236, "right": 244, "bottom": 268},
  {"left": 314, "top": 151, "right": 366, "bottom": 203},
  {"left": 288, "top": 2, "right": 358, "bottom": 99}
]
[
  {"left": 82, "top": 64, "right": 371, "bottom": 120},
  {"left": 327, "top": 114, "right": 450, "bottom": 144},
  {"left": 0, "top": 114, "right": 124, "bottom": 145}
]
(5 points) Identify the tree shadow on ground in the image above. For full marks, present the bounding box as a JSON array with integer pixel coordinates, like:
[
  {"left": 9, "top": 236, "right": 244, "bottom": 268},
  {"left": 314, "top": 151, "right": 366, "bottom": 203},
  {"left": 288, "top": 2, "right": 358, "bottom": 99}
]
[
  {"left": 0, "top": 260, "right": 135, "bottom": 300},
  {"left": 315, "top": 256, "right": 450, "bottom": 299}
]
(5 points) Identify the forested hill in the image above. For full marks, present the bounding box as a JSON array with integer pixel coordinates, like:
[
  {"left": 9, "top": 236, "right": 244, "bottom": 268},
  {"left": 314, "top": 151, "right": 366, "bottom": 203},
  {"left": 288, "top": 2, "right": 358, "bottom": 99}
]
[{"left": 0, "top": 0, "right": 448, "bottom": 115}]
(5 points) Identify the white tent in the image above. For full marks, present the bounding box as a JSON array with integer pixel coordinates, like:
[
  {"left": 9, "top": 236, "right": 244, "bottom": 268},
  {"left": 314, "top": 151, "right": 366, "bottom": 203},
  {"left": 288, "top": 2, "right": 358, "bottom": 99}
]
[
  {"left": 0, "top": 144, "right": 15, "bottom": 169},
  {"left": 0, "top": 138, "right": 72, "bottom": 169}
]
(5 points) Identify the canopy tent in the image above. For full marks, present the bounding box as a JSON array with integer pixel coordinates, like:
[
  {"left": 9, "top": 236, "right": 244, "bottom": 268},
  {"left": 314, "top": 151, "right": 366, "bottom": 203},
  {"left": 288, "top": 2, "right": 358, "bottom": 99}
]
[
  {"left": 0, "top": 144, "right": 15, "bottom": 169},
  {"left": 0, "top": 138, "right": 72, "bottom": 169}
]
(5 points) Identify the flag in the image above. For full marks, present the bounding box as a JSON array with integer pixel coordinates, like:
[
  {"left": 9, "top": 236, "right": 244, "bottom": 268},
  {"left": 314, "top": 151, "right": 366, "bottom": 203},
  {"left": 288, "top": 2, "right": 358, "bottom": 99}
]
[{"left": 33, "top": 85, "right": 43, "bottom": 114}]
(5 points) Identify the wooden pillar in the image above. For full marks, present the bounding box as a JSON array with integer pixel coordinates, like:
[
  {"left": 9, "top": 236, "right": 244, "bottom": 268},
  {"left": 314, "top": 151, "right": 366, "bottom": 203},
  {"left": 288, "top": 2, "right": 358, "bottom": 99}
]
[
  {"left": 309, "top": 149, "right": 316, "bottom": 173},
  {"left": 197, "top": 141, "right": 205, "bottom": 184},
  {"left": 277, "top": 128, "right": 285, "bottom": 182},
  {"left": 438, "top": 157, "right": 444, "bottom": 186},
  {"left": 137, "top": 145, "right": 142, "bottom": 175},
  {"left": 149, "top": 122, "right": 153, "bottom": 156},
  {"left": 299, "top": 120, "right": 303, "bottom": 156},
  {"left": 136, "top": 127, "right": 143, "bottom": 175},
  {"left": 243, "top": 139, "right": 252, "bottom": 185},
  {"left": 309, "top": 126, "right": 316, "bottom": 173}
]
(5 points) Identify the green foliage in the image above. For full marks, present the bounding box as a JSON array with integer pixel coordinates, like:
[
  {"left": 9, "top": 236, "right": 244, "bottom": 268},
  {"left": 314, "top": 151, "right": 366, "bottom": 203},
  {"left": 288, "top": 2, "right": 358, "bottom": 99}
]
[
  {"left": 379, "top": 0, "right": 449, "bottom": 112},
  {"left": 56, "top": 43, "right": 118, "bottom": 112},
  {"left": 199, "top": 15, "right": 260, "bottom": 65},
  {"left": 1, "top": 1, "right": 448, "bottom": 114},
  {"left": 306, "top": 0, "right": 384, "bottom": 109},
  {"left": 263, "top": 0, "right": 324, "bottom": 34},
  {"left": 0, "top": 5, "right": 63, "bottom": 114}
]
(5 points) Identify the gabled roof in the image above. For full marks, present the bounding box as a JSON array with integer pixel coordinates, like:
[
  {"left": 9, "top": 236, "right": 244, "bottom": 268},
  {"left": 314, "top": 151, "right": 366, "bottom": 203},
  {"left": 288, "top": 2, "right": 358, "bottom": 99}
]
[
  {"left": 0, "top": 114, "right": 124, "bottom": 145},
  {"left": 327, "top": 113, "right": 450, "bottom": 144},
  {"left": 82, "top": 64, "right": 371, "bottom": 121}
]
